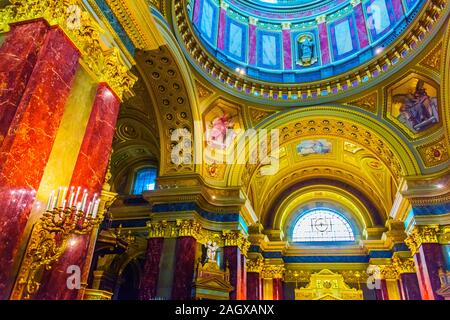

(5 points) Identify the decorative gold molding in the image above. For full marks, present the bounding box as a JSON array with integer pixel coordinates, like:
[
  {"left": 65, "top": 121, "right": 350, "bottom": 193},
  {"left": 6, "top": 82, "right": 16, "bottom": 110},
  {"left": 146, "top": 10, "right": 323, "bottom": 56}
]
[
  {"left": 146, "top": 219, "right": 202, "bottom": 240},
  {"left": 0, "top": 0, "right": 136, "bottom": 100},
  {"left": 392, "top": 257, "right": 416, "bottom": 274},
  {"left": 261, "top": 264, "right": 285, "bottom": 279},
  {"left": 417, "top": 136, "right": 450, "bottom": 167},
  {"left": 246, "top": 258, "right": 264, "bottom": 273},
  {"left": 380, "top": 264, "right": 399, "bottom": 280},
  {"left": 405, "top": 225, "right": 440, "bottom": 255},
  {"left": 222, "top": 230, "right": 250, "bottom": 256}
]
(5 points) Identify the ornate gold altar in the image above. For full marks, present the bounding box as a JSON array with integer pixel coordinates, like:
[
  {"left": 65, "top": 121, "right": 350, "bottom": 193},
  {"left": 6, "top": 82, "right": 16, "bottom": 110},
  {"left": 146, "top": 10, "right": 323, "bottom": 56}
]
[
  {"left": 193, "top": 261, "right": 233, "bottom": 300},
  {"left": 295, "top": 269, "right": 363, "bottom": 300}
]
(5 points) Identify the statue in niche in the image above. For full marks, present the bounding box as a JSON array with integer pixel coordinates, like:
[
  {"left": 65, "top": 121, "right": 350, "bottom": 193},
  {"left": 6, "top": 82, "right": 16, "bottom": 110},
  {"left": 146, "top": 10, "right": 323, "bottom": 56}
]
[
  {"left": 297, "top": 34, "right": 318, "bottom": 67},
  {"left": 394, "top": 80, "right": 439, "bottom": 133},
  {"left": 204, "top": 240, "right": 219, "bottom": 264}
]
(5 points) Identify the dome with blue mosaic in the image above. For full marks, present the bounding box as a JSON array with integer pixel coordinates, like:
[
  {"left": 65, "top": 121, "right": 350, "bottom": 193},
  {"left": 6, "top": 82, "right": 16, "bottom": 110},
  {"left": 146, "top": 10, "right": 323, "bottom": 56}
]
[{"left": 187, "top": 0, "right": 425, "bottom": 85}]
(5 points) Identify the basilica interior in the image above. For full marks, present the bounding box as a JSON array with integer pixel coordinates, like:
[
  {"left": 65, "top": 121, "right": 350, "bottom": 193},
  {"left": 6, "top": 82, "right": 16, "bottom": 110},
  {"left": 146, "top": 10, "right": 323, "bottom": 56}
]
[{"left": 0, "top": 0, "right": 449, "bottom": 301}]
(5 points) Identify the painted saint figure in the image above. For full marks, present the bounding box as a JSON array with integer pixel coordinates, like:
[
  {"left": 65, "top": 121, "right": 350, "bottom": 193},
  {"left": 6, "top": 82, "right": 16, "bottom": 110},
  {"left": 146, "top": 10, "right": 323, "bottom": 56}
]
[
  {"left": 395, "top": 80, "right": 439, "bottom": 132},
  {"left": 207, "top": 111, "right": 237, "bottom": 150}
]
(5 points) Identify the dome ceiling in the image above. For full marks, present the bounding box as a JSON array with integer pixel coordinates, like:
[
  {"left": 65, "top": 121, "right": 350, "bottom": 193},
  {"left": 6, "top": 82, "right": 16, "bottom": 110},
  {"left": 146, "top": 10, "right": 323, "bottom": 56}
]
[{"left": 178, "top": 0, "right": 437, "bottom": 104}]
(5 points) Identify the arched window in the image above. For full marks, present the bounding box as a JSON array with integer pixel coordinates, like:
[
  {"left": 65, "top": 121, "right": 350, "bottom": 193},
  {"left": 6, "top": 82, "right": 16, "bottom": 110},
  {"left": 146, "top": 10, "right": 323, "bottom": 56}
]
[
  {"left": 292, "top": 208, "right": 355, "bottom": 242},
  {"left": 132, "top": 168, "right": 157, "bottom": 195}
]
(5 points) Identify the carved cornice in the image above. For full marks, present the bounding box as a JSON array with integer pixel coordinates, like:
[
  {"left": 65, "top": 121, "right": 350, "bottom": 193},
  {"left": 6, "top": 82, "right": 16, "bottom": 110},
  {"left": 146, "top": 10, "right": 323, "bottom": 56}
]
[
  {"left": 261, "top": 264, "right": 285, "bottom": 279},
  {"left": 405, "top": 225, "right": 440, "bottom": 255},
  {"left": 103, "top": 0, "right": 164, "bottom": 50},
  {"left": 0, "top": 0, "right": 136, "bottom": 100},
  {"left": 284, "top": 269, "right": 311, "bottom": 282}
]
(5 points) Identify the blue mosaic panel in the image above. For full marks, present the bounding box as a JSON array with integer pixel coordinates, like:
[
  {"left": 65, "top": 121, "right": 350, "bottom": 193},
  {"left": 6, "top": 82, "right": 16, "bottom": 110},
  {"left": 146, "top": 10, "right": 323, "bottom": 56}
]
[
  {"left": 225, "top": 19, "right": 247, "bottom": 62},
  {"left": 329, "top": 16, "right": 359, "bottom": 61},
  {"left": 257, "top": 31, "right": 282, "bottom": 69},
  {"left": 198, "top": 0, "right": 218, "bottom": 47},
  {"left": 365, "top": 0, "right": 396, "bottom": 42}
]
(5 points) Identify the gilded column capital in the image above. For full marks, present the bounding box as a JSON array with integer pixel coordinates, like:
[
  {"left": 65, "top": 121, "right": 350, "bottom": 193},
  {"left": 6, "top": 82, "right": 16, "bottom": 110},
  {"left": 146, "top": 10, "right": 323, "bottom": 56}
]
[
  {"left": 246, "top": 258, "right": 264, "bottom": 273},
  {"left": 380, "top": 264, "right": 400, "bottom": 280},
  {"left": 146, "top": 219, "right": 203, "bottom": 239},
  {"left": 176, "top": 219, "right": 202, "bottom": 239},
  {"left": 222, "top": 230, "right": 250, "bottom": 256},
  {"left": 261, "top": 264, "right": 285, "bottom": 280},
  {"left": 405, "top": 225, "right": 440, "bottom": 255},
  {"left": 0, "top": 0, "right": 136, "bottom": 100},
  {"left": 146, "top": 220, "right": 171, "bottom": 238},
  {"left": 392, "top": 257, "right": 417, "bottom": 275},
  {"left": 439, "top": 225, "right": 450, "bottom": 244}
]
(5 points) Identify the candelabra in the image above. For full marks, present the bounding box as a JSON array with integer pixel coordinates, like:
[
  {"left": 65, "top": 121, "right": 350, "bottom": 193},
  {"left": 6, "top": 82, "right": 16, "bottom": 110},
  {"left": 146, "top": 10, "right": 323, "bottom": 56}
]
[{"left": 16, "top": 187, "right": 104, "bottom": 300}]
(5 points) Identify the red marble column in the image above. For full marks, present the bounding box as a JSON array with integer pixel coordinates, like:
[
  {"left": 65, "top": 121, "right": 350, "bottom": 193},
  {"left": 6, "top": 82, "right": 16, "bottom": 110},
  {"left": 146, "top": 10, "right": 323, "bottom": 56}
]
[
  {"left": 273, "top": 278, "right": 283, "bottom": 300},
  {"left": 36, "top": 84, "right": 121, "bottom": 300},
  {"left": 248, "top": 21, "right": 257, "bottom": 66},
  {"left": 0, "top": 21, "right": 49, "bottom": 145},
  {"left": 398, "top": 273, "right": 422, "bottom": 300},
  {"left": 139, "top": 238, "right": 165, "bottom": 300},
  {"left": 171, "top": 236, "right": 197, "bottom": 300},
  {"left": 240, "top": 253, "right": 247, "bottom": 300},
  {"left": 247, "top": 272, "right": 260, "bottom": 300},
  {"left": 0, "top": 25, "right": 80, "bottom": 299},
  {"left": 414, "top": 243, "right": 445, "bottom": 300},
  {"left": 224, "top": 246, "right": 243, "bottom": 300},
  {"left": 375, "top": 279, "right": 388, "bottom": 300}
]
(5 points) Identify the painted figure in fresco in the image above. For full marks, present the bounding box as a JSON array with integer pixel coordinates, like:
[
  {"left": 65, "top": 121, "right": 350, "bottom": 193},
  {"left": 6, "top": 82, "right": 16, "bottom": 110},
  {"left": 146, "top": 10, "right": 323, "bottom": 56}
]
[
  {"left": 395, "top": 80, "right": 439, "bottom": 132},
  {"left": 297, "top": 34, "right": 317, "bottom": 66},
  {"left": 207, "top": 111, "right": 237, "bottom": 150},
  {"left": 297, "top": 139, "right": 332, "bottom": 155},
  {"left": 205, "top": 240, "right": 219, "bottom": 263}
]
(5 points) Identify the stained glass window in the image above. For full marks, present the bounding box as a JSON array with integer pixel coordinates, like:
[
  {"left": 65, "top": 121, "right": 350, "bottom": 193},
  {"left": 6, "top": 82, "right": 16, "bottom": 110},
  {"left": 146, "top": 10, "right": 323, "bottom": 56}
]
[
  {"left": 132, "top": 168, "right": 157, "bottom": 195},
  {"left": 292, "top": 208, "right": 355, "bottom": 242}
]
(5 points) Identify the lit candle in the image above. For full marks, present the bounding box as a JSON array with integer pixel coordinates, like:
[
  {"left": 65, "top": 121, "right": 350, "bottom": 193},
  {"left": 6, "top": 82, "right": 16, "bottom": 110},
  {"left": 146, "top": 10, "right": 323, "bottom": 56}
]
[
  {"left": 80, "top": 190, "right": 88, "bottom": 212},
  {"left": 68, "top": 186, "right": 75, "bottom": 207},
  {"left": 74, "top": 187, "right": 81, "bottom": 206},
  {"left": 86, "top": 202, "right": 93, "bottom": 217},
  {"left": 52, "top": 187, "right": 61, "bottom": 209},
  {"left": 46, "top": 190, "right": 54, "bottom": 211},
  {"left": 76, "top": 201, "right": 82, "bottom": 212},
  {"left": 92, "top": 199, "right": 101, "bottom": 218},
  {"left": 61, "top": 187, "right": 68, "bottom": 208}
]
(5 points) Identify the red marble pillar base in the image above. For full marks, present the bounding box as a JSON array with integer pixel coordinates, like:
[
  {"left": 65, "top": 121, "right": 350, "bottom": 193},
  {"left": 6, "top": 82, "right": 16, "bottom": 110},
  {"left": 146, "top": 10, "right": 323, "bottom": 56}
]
[
  {"left": 273, "top": 278, "right": 283, "bottom": 300},
  {"left": 399, "top": 273, "right": 422, "bottom": 300},
  {"left": 415, "top": 243, "right": 445, "bottom": 300},
  {"left": 139, "top": 238, "right": 165, "bottom": 300},
  {"left": 0, "top": 25, "right": 79, "bottom": 299},
  {"left": 171, "top": 237, "right": 197, "bottom": 300},
  {"left": 247, "top": 272, "right": 261, "bottom": 300},
  {"left": 223, "top": 246, "right": 243, "bottom": 300},
  {"left": 35, "top": 85, "right": 121, "bottom": 300}
]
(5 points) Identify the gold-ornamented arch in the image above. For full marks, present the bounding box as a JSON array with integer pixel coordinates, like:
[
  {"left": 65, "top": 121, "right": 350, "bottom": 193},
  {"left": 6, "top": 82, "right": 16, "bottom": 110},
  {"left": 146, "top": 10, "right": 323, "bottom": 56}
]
[
  {"left": 227, "top": 107, "right": 422, "bottom": 189},
  {"left": 134, "top": 10, "right": 203, "bottom": 177},
  {"left": 256, "top": 163, "right": 391, "bottom": 224}
]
